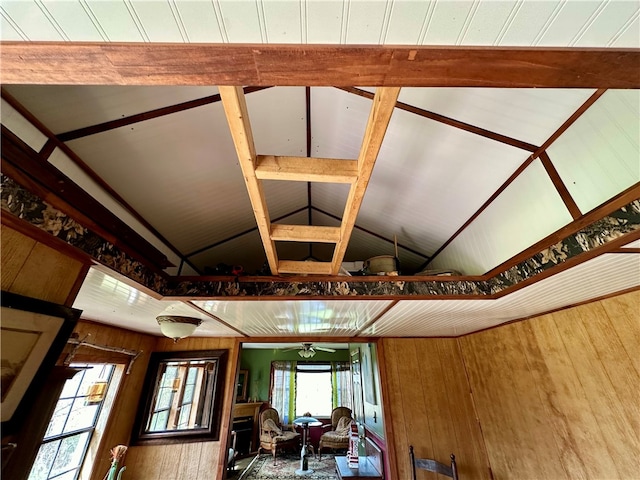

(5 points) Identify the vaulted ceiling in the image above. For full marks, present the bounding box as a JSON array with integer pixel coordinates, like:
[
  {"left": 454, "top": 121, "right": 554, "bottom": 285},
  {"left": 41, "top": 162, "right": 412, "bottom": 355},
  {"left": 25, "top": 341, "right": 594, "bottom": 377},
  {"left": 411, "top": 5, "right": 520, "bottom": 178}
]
[{"left": 1, "top": 1, "right": 638, "bottom": 339}]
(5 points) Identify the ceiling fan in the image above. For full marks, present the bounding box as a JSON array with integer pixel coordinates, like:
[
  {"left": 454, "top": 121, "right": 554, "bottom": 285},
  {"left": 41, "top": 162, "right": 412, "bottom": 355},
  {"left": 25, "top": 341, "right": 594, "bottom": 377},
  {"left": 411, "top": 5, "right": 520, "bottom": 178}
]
[{"left": 283, "top": 343, "right": 336, "bottom": 358}]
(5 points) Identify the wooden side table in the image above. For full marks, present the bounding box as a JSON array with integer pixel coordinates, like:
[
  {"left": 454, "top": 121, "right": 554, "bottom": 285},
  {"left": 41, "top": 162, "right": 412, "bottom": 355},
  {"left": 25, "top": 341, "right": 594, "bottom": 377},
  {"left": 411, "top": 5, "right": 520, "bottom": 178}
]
[{"left": 335, "top": 456, "right": 383, "bottom": 479}]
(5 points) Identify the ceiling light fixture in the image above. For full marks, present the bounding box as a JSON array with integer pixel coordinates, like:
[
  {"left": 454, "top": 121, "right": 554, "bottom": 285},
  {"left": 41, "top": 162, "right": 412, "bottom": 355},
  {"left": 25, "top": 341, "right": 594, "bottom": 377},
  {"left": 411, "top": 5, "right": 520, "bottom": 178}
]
[
  {"left": 298, "top": 349, "right": 315, "bottom": 358},
  {"left": 156, "top": 315, "right": 202, "bottom": 342}
]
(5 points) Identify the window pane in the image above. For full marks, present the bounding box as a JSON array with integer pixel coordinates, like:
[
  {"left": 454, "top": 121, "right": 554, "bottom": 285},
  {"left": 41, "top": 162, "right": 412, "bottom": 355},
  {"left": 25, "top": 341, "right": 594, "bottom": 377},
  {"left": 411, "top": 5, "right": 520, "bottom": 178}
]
[
  {"left": 177, "top": 404, "right": 192, "bottom": 428},
  {"left": 49, "top": 431, "right": 89, "bottom": 478},
  {"left": 45, "top": 399, "right": 73, "bottom": 439},
  {"left": 150, "top": 410, "right": 169, "bottom": 431},
  {"left": 29, "top": 440, "right": 60, "bottom": 480},
  {"left": 295, "top": 371, "right": 332, "bottom": 417},
  {"left": 63, "top": 398, "right": 99, "bottom": 433}
]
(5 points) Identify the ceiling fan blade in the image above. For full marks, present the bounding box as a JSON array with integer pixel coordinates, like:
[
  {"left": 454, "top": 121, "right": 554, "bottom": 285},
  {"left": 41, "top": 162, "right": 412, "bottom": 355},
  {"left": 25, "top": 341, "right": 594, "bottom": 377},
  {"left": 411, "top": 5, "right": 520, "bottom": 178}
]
[
  {"left": 315, "top": 347, "right": 336, "bottom": 353},
  {"left": 282, "top": 346, "right": 301, "bottom": 352}
]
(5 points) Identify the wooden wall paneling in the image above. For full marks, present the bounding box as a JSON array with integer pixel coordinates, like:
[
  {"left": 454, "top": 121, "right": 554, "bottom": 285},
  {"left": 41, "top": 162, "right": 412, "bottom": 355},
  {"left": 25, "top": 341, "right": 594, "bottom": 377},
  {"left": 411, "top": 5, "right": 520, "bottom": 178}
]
[
  {"left": 1, "top": 225, "right": 36, "bottom": 290},
  {"left": 437, "top": 340, "right": 492, "bottom": 480},
  {"left": 391, "top": 339, "right": 435, "bottom": 478},
  {"left": 1, "top": 225, "right": 86, "bottom": 305},
  {"left": 180, "top": 442, "right": 203, "bottom": 479},
  {"left": 580, "top": 303, "right": 640, "bottom": 437},
  {"left": 373, "top": 339, "right": 398, "bottom": 480},
  {"left": 554, "top": 307, "right": 639, "bottom": 477},
  {"left": 379, "top": 339, "right": 416, "bottom": 479},
  {"left": 601, "top": 290, "right": 640, "bottom": 375},
  {"left": 381, "top": 338, "right": 491, "bottom": 480},
  {"left": 517, "top": 314, "right": 615, "bottom": 479},
  {"left": 459, "top": 327, "right": 565, "bottom": 479},
  {"left": 417, "top": 339, "right": 456, "bottom": 474}
]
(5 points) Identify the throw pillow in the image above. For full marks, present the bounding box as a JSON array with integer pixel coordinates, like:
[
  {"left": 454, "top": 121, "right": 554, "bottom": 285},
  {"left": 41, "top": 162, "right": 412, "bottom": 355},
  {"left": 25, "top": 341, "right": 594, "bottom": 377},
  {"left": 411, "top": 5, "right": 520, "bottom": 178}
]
[
  {"left": 263, "top": 418, "right": 283, "bottom": 436},
  {"left": 334, "top": 415, "right": 352, "bottom": 435}
]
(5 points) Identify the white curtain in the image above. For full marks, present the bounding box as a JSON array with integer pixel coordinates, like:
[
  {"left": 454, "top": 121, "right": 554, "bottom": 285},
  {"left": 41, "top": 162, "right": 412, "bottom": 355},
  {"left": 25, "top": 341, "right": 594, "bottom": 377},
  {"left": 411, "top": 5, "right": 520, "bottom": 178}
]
[
  {"left": 270, "top": 361, "right": 296, "bottom": 424},
  {"left": 331, "top": 361, "right": 353, "bottom": 409}
]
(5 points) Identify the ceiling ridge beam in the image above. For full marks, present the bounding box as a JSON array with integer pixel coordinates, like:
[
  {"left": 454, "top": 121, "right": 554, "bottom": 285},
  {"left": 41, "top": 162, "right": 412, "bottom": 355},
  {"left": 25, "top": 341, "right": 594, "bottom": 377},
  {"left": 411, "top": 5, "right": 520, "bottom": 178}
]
[
  {"left": 255, "top": 155, "right": 357, "bottom": 183},
  {"left": 337, "top": 86, "right": 538, "bottom": 152},
  {"left": 56, "top": 86, "right": 271, "bottom": 142},
  {"left": 3, "top": 44, "right": 638, "bottom": 87},
  {"left": 271, "top": 224, "right": 341, "bottom": 243},
  {"left": 331, "top": 86, "right": 401, "bottom": 274},
  {"left": 219, "top": 85, "right": 279, "bottom": 274}
]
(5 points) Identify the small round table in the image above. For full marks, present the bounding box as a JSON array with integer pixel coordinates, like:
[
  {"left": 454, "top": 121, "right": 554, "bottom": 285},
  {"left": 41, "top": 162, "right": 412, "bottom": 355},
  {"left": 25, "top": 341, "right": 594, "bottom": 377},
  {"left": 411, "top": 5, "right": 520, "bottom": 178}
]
[{"left": 293, "top": 417, "right": 322, "bottom": 476}]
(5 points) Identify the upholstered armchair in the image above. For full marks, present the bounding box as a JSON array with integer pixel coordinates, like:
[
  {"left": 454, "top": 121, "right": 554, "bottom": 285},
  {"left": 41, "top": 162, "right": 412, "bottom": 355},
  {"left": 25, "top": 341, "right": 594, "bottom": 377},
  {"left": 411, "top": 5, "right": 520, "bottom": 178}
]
[
  {"left": 318, "top": 406, "right": 353, "bottom": 459},
  {"left": 258, "top": 407, "right": 301, "bottom": 464}
]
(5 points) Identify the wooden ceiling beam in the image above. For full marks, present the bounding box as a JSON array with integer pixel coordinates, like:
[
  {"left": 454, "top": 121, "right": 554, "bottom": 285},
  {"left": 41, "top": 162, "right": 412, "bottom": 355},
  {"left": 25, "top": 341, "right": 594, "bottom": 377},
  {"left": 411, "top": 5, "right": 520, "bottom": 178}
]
[
  {"left": 271, "top": 224, "right": 341, "bottom": 243},
  {"left": 256, "top": 155, "right": 357, "bottom": 183},
  {"left": 218, "top": 85, "right": 279, "bottom": 274},
  {"left": 1, "top": 43, "right": 638, "bottom": 88},
  {"left": 278, "top": 260, "right": 334, "bottom": 275},
  {"left": 331, "top": 87, "right": 401, "bottom": 274}
]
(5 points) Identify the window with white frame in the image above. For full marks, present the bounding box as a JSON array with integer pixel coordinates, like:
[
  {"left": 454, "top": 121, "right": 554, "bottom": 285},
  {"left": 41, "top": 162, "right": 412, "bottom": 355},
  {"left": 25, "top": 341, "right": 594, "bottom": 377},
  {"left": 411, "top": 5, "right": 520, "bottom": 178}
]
[{"left": 28, "top": 364, "right": 117, "bottom": 480}]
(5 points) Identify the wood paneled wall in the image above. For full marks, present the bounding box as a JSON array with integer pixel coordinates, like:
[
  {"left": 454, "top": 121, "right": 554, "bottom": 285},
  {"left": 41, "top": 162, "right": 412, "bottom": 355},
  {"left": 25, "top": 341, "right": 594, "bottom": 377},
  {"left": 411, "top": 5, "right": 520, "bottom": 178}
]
[
  {"left": 459, "top": 290, "right": 640, "bottom": 480},
  {"left": 1, "top": 224, "right": 86, "bottom": 305},
  {"left": 379, "top": 338, "right": 492, "bottom": 480},
  {"left": 125, "top": 337, "right": 240, "bottom": 480},
  {"left": 68, "top": 321, "right": 158, "bottom": 480}
]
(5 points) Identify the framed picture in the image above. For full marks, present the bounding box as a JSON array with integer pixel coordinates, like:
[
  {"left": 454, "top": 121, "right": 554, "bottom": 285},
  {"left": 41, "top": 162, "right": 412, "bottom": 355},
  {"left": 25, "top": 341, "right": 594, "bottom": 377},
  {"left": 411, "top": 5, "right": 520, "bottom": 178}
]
[
  {"left": 1, "top": 291, "right": 80, "bottom": 424},
  {"left": 236, "top": 369, "right": 248, "bottom": 402},
  {"left": 361, "top": 343, "right": 377, "bottom": 405}
]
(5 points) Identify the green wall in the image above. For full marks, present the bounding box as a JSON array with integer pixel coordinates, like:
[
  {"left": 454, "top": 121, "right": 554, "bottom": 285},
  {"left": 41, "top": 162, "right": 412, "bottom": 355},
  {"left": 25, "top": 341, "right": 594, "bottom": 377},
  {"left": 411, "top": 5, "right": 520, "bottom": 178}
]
[{"left": 239, "top": 347, "right": 350, "bottom": 403}]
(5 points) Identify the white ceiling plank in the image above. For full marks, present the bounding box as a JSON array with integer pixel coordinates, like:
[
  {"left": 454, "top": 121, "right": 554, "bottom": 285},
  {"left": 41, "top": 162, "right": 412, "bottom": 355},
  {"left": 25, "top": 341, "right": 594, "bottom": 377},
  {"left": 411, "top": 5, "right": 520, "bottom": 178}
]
[
  {"left": 0, "top": 98, "right": 48, "bottom": 152},
  {"left": 497, "top": 1, "right": 563, "bottom": 46},
  {"left": 357, "top": 106, "right": 526, "bottom": 257},
  {"left": 572, "top": 0, "right": 640, "bottom": 48},
  {"left": 73, "top": 268, "right": 239, "bottom": 336},
  {"left": 129, "top": 0, "right": 184, "bottom": 42},
  {"left": 262, "top": 0, "right": 302, "bottom": 43},
  {"left": 84, "top": 0, "right": 145, "bottom": 42},
  {"left": 344, "top": 0, "right": 388, "bottom": 44},
  {"left": 536, "top": 0, "right": 605, "bottom": 47},
  {"left": 36, "top": 1, "right": 105, "bottom": 41},
  {"left": 48, "top": 147, "right": 182, "bottom": 274},
  {"left": 384, "top": 1, "right": 430, "bottom": 44},
  {"left": 67, "top": 101, "right": 254, "bottom": 254},
  {"left": 610, "top": 13, "right": 640, "bottom": 47},
  {"left": 3, "top": 85, "right": 218, "bottom": 134},
  {"left": 306, "top": 0, "right": 343, "bottom": 43},
  {"left": 194, "top": 299, "right": 392, "bottom": 336},
  {"left": 0, "top": 11, "right": 26, "bottom": 40},
  {"left": 429, "top": 159, "right": 574, "bottom": 275},
  {"left": 461, "top": 0, "right": 520, "bottom": 45},
  {"left": 548, "top": 90, "right": 640, "bottom": 214},
  {"left": 0, "top": 0, "right": 63, "bottom": 40},
  {"left": 422, "top": 1, "right": 475, "bottom": 45},
  {"left": 366, "top": 253, "right": 640, "bottom": 337},
  {"left": 174, "top": 1, "right": 224, "bottom": 43},
  {"left": 217, "top": 0, "right": 263, "bottom": 43},
  {"left": 396, "top": 87, "right": 595, "bottom": 146}
]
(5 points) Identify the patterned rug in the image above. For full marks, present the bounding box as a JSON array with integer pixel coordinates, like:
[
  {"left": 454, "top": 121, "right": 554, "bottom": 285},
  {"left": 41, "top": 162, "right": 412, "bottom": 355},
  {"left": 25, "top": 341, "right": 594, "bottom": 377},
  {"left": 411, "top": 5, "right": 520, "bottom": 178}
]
[{"left": 240, "top": 453, "right": 337, "bottom": 479}]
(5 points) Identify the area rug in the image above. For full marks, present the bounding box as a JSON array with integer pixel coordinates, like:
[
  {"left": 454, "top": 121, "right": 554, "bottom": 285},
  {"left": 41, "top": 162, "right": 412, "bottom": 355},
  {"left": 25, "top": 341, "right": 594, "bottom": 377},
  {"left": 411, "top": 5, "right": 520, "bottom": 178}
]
[{"left": 240, "top": 453, "right": 337, "bottom": 479}]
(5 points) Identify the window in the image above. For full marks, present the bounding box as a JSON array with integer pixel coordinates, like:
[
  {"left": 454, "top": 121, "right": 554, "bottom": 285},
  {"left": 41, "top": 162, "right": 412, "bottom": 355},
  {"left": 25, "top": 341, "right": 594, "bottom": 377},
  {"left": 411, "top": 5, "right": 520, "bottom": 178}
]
[
  {"left": 28, "top": 364, "right": 116, "bottom": 480},
  {"left": 148, "top": 360, "right": 207, "bottom": 431},
  {"left": 270, "top": 361, "right": 352, "bottom": 423}
]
